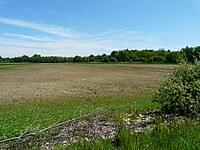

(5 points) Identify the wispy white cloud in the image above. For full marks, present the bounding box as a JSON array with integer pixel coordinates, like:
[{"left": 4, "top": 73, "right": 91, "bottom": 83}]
[
  {"left": 0, "top": 35, "right": 111, "bottom": 56},
  {"left": 4, "top": 33, "right": 54, "bottom": 42},
  {"left": 0, "top": 18, "right": 81, "bottom": 38},
  {"left": 0, "top": 18, "right": 166, "bottom": 57}
]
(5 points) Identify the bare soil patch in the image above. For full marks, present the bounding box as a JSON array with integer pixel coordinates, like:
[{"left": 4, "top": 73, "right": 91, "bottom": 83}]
[{"left": 0, "top": 64, "right": 173, "bottom": 104}]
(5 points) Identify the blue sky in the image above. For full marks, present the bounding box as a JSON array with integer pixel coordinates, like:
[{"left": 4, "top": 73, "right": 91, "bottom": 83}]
[{"left": 0, "top": 0, "right": 200, "bottom": 57}]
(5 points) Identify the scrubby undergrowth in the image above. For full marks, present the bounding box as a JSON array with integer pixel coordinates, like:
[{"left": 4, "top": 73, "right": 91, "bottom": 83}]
[
  {"left": 67, "top": 120, "right": 199, "bottom": 150},
  {"left": 154, "top": 61, "right": 200, "bottom": 116}
]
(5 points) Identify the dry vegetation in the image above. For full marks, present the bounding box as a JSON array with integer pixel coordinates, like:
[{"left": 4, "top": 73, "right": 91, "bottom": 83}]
[{"left": 0, "top": 63, "right": 173, "bottom": 104}]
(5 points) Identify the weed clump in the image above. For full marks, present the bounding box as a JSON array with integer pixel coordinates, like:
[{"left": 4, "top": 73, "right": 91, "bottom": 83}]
[{"left": 154, "top": 61, "right": 200, "bottom": 116}]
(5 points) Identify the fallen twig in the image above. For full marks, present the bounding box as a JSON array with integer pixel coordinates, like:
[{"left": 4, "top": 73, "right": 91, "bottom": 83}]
[{"left": 0, "top": 112, "right": 94, "bottom": 144}]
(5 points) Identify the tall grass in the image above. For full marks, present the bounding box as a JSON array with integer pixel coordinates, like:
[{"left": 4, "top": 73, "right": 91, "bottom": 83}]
[{"left": 68, "top": 119, "right": 200, "bottom": 150}]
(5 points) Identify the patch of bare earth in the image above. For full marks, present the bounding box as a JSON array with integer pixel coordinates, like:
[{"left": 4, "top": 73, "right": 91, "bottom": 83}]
[{"left": 0, "top": 64, "right": 173, "bottom": 104}]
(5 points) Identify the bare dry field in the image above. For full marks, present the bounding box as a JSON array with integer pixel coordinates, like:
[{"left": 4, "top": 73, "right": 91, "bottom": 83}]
[{"left": 0, "top": 63, "right": 174, "bottom": 104}]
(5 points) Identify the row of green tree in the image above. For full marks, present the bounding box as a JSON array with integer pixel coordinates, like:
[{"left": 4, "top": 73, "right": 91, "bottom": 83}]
[
  {"left": 0, "top": 54, "right": 73, "bottom": 63},
  {"left": 0, "top": 46, "right": 199, "bottom": 64}
]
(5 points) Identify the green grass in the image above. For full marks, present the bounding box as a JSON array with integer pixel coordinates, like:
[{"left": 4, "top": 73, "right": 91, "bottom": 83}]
[
  {"left": 67, "top": 120, "right": 200, "bottom": 150},
  {"left": 0, "top": 96, "right": 157, "bottom": 140},
  {"left": 0, "top": 63, "right": 30, "bottom": 70},
  {"left": 0, "top": 87, "right": 199, "bottom": 150},
  {"left": 0, "top": 63, "right": 49, "bottom": 70},
  {"left": 0, "top": 99, "right": 94, "bottom": 140},
  {"left": 95, "top": 96, "right": 160, "bottom": 112}
]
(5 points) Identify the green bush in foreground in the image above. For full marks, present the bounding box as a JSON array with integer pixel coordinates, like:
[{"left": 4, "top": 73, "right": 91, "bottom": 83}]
[{"left": 154, "top": 61, "right": 200, "bottom": 116}]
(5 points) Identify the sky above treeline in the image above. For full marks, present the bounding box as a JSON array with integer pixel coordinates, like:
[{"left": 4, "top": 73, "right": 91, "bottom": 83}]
[{"left": 0, "top": 0, "right": 200, "bottom": 57}]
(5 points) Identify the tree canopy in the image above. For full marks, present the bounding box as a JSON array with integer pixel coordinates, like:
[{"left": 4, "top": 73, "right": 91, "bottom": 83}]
[{"left": 0, "top": 46, "right": 199, "bottom": 64}]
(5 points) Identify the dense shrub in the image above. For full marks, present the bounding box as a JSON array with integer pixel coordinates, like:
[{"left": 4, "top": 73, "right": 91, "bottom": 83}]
[{"left": 154, "top": 61, "right": 200, "bottom": 116}]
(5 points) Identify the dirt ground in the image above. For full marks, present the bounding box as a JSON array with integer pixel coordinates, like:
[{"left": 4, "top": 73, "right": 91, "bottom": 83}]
[{"left": 0, "top": 63, "right": 174, "bottom": 104}]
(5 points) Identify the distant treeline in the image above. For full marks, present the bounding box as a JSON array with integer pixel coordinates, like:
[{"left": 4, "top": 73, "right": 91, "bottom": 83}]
[{"left": 0, "top": 46, "right": 200, "bottom": 64}]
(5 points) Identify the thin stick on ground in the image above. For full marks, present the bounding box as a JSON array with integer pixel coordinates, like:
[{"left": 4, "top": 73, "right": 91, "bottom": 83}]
[{"left": 0, "top": 112, "right": 94, "bottom": 144}]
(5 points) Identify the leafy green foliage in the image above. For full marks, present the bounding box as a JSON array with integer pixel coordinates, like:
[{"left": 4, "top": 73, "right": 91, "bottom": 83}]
[
  {"left": 154, "top": 61, "right": 200, "bottom": 115},
  {"left": 3, "top": 45, "right": 200, "bottom": 64},
  {"left": 0, "top": 48, "right": 181, "bottom": 63},
  {"left": 181, "top": 46, "right": 200, "bottom": 63}
]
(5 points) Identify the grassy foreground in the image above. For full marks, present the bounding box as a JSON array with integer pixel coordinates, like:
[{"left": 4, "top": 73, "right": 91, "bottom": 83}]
[
  {"left": 1, "top": 97, "right": 199, "bottom": 150},
  {"left": 0, "top": 96, "right": 156, "bottom": 140}
]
